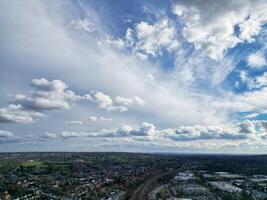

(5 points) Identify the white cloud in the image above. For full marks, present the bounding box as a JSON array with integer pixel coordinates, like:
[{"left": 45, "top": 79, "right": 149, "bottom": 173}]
[
  {"left": 114, "top": 96, "right": 145, "bottom": 106},
  {"left": 89, "top": 91, "right": 128, "bottom": 112},
  {"left": 105, "top": 38, "right": 125, "bottom": 49},
  {"left": 0, "top": 130, "right": 14, "bottom": 138},
  {"left": 40, "top": 132, "right": 58, "bottom": 139},
  {"left": 94, "top": 122, "right": 156, "bottom": 137},
  {"left": 0, "top": 130, "right": 20, "bottom": 144},
  {"left": 240, "top": 71, "right": 267, "bottom": 89},
  {"left": 247, "top": 52, "right": 266, "bottom": 68},
  {"left": 107, "top": 19, "right": 179, "bottom": 58},
  {"left": 89, "top": 91, "right": 144, "bottom": 112},
  {"left": 13, "top": 78, "right": 86, "bottom": 111},
  {"left": 88, "top": 116, "right": 113, "bottom": 122},
  {"left": 255, "top": 73, "right": 267, "bottom": 87},
  {"left": 238, "top": 120, "right": 256, "bottom": 134},
  {"left": 65, "top": 120, "right": 83, "bottom": 124},
  {"left": 147, "top": 74, "right": 154, "bottom": 81},
  {"left": 0, "top": 0, "right": 232, "bottom": 129},
  {"left": 131, "top": 122, "right": 156, "bottom": 137},
  {"left": 135, "top": 52, "right": 148, "bottom": 60},
  {"left": 172, "top": 0, "right": 267, "bottom": 60},
  {"left": 0, "top": 78, "right": 88, "bottom": 123},
  {"left": 69, "top": 18, "right": 95, "bottom": 32},
  {"left": 55, "top": 120, "right": 267, "bottom": 143},
  {"left": 59, "top": 131, "right": 80, "bottom": 139},
  {"left": 0, "top": 104, "right": 44, "bottom": 124},
  {"left": 3, "top": 0, "right": 267, "bottom": 152},
  {"left": 0, "top": 78, "right": 145, "bottom": 124},
  {"left": 133, "top": 19, "right": 179, "bottom": 57},
  {"left": 99, "top": 117, "right": 113, "bottom": 122},
  {"left": 211, "top": 86, "right": 267, "bottom": 119},
  {"left": 103, "top": 124, "right": 133, "bottom": 137},
  {"left": 89, "top": 91, "right": 113, "bottom": 109},
  {"left": 88, "top": 116, "right": 98, "bottom": 121},
  {"left": 162, "top": 125, "right": 246, "bottom": 141},
  {"left": 235, "top": 87, "right": 267, "bottom": 112}
]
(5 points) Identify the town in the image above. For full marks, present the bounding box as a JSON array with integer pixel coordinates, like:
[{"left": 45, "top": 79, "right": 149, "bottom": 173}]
[{"left": 0, "top": 152, "right": 267, "bottom": 200}]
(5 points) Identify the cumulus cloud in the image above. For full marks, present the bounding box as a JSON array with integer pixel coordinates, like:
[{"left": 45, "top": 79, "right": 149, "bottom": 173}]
[
  {"left": 88, "top": 116, "right": 98, "bottom": 121},
  {"left": 0, "top": 0, "right": 236, "bottom": 132},
  {"left": 238, "top": 120, "right": 267, "bottom": 138},
  {"left": 39, "top": 132, "right": 58, "bottom": 140},
  {"left": 31, "top": 120, "right": 267, "bottom": 151},
  {"left": 82, "top": 120, "right": 267, "bottom": 142},
  {"left": 2, "top": 0, "right": 267, "bottom": 152},
  {"left": 114, "top": 96, "right": 145, "bottom": 106},
  {"left": 0, "top": 104, "right": 44, "bottom": 124},
  {"left": 247, "top": 52, "right": 266, "bottom": 68},
  {"left": 130, "top": 122, "right": 156, "bottom": 136},
  {"left": 0, "top": 78, "right": 88, "bottom": 123},
  {"left": 0, "top": 78, "right": 145, "bottom": 124},
  {"left": 162, "top": 126, "right": 246, "bottom": 141},
  {"left": 89, "top": 91, "right": 113, "bottom": 109},
  {"left": 131, "top": 19, "right": 179, "bottom": 57},
  {"left": 89, "top": 91, "right": 128, "bottom": 112},
  {"left": 59, "top": 131, "right": 81, "bottom": 139},
  {"left": 88, "top": 90, "right": 144, "bottom": 112},
  {"left": 102, "top": 124, "right": 133, "bottom": 137},
  {"left": 238, "top": 120, "right": 256, "bottom": 134},
  {"left": 172, "top": 0, "right": 267, "bottom": 60},
  {"left": 0, "top": 130, "right": 21, "bottom": 144},
  {"left": 13, "top": 78, "right": 86, "bottom": 111},
  {"left": 94, "top": 122, "right": 156, "bottom": 137},
  {"left": 88, "top": 116, "right": 113, "bottom": 122},
  {"left": 16, "top": 78, "right": 85, "bottom": 111},
  {"left": 107, "top": 19, "right": 179, "bottom": 58},
  {"left": 0, "top": 130, "right": 14, "bottom": 138}
]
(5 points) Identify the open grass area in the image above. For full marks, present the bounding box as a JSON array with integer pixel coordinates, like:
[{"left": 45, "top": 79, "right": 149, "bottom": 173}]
[{"left": 21, "top": 160, "right": 43, "bottom": 168}]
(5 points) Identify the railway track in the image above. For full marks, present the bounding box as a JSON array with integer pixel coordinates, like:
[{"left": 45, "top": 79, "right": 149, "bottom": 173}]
[{"left": 130, "top": 170, "right": 175, "bottom": 200}]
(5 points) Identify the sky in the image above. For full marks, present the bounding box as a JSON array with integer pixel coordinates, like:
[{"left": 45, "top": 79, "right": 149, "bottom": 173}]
[{"left": 0, "top": 0, "right": 267, "bottom": 153}]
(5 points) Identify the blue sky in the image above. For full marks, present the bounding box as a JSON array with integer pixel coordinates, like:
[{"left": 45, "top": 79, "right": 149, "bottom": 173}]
[{"left": 0, "top": 0, "right": 267, "bottom": 153}]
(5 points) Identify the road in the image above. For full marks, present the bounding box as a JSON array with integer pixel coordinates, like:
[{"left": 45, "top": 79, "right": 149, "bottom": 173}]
[{"left": 130, "top": 170, "right": 175, "bottom": 200}]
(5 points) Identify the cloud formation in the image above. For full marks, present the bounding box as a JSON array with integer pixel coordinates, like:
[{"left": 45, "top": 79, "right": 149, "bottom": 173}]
[
  {"left": 88, "top": 116, "right": 113, "bottom": 122},
  {"left": 1, "top": 0, "right": 267, "bottom": 153},
  {"left": 247, "top": 52, "right": 266, "bottom": 68},
  {"left": 0, "top": 104, "right": 44, "bottom": 124},
  {"left": 0, "top": 78, "right": 145, "bottom": 124},
  {"left": 129, "top": 19, "right": 179, "bottom": 57},
  {"left": 0, "top": 78, "right": 87, "bottom": 123},
  {"left": 59, "top": 131, "right": 81, "bottom": 139},
  {"left": 114, "top": 96, "right": 145, "bottom": 106},
  {"left": 65, "top": 121, "right": 83, "bottom": 124},
  {"left": 172, "top": 0, "right": 267, "bottom": 60},
  {"left": 107, "top": 19, "right": 179, "bottom": 59},
  {"left": 69, "top": 18, "right": 95, "bottom": 33},
  {"left": 240, "top": 71, "right": 267, "bottom": 90},
  {"left": 15, "top": 78, "right": 85, "bottom": 111},
  {"left": 88, "top": 91, "right": 144, "bottom": 112},
  {"left": 0, "top": 130, "right": 20, "bottom": 144},
  {"left": 38, "top": 120, "right": 267, "bottom": 143},
  {"left": 0, "top": 130, "right": 14, "bottom": 138},
  {"left": 39, "top": 132, "right": 58, "bottom": 140}
]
